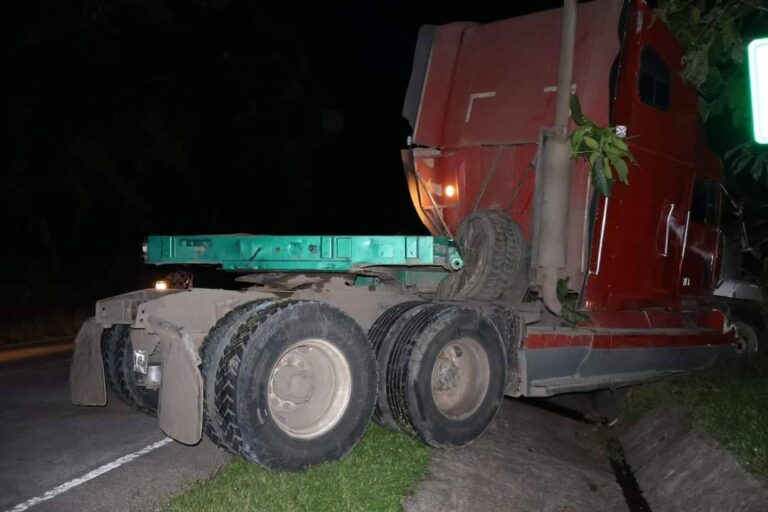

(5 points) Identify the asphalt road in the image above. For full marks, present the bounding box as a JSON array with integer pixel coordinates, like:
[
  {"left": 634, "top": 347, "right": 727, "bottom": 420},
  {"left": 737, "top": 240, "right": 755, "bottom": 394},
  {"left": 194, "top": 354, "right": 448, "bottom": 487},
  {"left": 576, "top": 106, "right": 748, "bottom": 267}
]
[{"left": 0, "top": 354, "right": 228, "bottom": 512}]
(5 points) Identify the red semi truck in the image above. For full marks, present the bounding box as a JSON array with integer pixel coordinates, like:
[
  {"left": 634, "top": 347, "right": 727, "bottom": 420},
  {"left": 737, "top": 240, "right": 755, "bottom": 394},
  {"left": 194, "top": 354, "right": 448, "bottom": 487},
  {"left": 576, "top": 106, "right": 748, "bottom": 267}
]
[{"left": 70, "top": 0, "right": 749, "bottom": 471}]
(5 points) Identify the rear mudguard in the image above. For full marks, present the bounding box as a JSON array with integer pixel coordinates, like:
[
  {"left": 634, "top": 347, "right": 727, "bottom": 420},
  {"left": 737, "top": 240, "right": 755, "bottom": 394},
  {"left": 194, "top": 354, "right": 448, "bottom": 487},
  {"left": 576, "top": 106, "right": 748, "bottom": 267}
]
[
  {"left": 69, "top": 318, "right": 107, "bottom": 406},
  {"left": 71, "top": 288, "right": 276, "bottom": 444}
]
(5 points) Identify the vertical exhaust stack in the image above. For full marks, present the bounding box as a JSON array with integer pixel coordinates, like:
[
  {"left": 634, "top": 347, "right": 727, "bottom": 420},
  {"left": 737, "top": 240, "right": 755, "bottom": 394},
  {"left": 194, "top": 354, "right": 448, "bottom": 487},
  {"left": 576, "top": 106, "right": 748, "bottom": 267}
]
[{"left": 536, "top": 0, "right": 577, "bottom": 315}]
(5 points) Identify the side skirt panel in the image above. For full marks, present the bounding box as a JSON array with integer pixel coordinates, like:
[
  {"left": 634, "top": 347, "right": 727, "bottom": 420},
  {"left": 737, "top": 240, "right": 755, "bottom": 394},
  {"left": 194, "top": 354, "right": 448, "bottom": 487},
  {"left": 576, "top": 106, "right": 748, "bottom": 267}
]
[{"left": 522, "top": 345, "right": 732, "bottom": 397}]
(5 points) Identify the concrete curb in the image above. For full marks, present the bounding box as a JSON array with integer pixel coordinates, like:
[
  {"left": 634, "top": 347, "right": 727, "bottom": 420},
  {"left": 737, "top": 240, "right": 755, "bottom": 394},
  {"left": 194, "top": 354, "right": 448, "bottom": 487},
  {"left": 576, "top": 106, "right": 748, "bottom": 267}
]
[{"left": 621, "top": 406, "right": 768, "bottom": 512}]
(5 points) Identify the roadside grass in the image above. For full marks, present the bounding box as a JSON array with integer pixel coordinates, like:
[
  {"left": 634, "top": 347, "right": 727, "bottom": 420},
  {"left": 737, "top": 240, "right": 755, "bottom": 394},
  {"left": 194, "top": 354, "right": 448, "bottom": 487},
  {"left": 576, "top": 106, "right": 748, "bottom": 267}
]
[
  {"left": 163, "top": 424, "right": 432, "bottom": 512},
  {"left": 621, "top": 354, "right": 768, "bottom": 476}
]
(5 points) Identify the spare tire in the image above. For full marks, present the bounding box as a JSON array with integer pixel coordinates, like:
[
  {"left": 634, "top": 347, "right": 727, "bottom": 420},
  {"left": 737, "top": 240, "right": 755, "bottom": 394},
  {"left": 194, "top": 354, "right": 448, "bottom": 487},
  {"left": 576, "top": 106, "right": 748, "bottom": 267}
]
[{"left": 437, "top": 210, "right": 528, "bottom": 302}]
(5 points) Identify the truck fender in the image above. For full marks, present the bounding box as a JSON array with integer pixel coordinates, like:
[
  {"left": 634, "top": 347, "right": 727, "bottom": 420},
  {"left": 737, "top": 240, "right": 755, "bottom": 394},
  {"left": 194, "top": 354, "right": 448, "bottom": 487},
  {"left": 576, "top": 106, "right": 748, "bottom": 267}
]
[
  {"left": 149, "top": 316, "right": 204, "bottom": 445},
  {"left": 69, "top": 318, "right": 107, "bottom": 406}
]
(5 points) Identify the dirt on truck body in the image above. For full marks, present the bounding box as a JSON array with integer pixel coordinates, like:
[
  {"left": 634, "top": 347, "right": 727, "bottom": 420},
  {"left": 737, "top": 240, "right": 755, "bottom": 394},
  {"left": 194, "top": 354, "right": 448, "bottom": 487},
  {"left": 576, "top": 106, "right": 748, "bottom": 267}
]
[{"left": 71, "top": 0, "right": 748, "bottom": 471}]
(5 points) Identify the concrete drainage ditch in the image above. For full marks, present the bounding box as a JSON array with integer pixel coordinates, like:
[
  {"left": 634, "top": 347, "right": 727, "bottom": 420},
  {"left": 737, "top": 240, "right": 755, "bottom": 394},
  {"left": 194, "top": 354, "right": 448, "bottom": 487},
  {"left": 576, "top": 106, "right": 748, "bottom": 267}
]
[
  {"left": 607, "top": 438, "right": 651, "bottom": 512},
  {"left": 620, "top": 405, "right": 768, "bottom": 512},
  {"left": 404, "top": 396, "right": 768, "bottom": 512}
]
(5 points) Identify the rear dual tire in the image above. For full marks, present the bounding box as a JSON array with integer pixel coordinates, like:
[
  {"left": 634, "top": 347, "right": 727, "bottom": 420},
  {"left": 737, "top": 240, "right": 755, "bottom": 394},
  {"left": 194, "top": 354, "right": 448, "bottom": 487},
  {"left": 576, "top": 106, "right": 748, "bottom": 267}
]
[
  {"left": 199, "top": 299, "right": 275, "bottom": 452},
  {"left": 101, "top": 325, "right": 158, "bottom": 414},
  {"left": 201, "top": 297, "right": 505, "bottom": 467},
  {"left": 210, "top": 300, "right": 377, "bottom": 471},
  {"left": 370, "top": 302, "right": 507, "bottom": 448},
  {"left": 368, "top": 300, "right": 426, "bottom": 431}
]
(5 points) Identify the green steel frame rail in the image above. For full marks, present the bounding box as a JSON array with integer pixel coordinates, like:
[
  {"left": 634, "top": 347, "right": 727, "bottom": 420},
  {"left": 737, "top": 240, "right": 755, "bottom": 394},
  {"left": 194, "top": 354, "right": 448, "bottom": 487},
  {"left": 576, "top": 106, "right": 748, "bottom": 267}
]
[{"left": 144, "top": 235, "right": 463, "bottom": 272}]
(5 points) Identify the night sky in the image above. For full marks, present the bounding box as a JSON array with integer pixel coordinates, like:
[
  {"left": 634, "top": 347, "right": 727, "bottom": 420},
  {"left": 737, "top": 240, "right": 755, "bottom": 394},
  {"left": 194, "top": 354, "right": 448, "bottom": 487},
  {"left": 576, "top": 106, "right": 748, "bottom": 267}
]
[{"left": 3, "top": 0, "right": 568, "bottom": 308}]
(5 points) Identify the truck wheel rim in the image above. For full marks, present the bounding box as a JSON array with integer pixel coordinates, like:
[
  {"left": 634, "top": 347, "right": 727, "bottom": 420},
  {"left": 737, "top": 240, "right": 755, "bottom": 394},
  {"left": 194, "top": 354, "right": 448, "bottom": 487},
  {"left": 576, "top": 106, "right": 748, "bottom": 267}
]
[
  {"left": 734, "top": 323, "right": 758, "bottom": 355},
  {"left": 268, "top": 338, "right": 352, "bottom": 439},
  {"left": 430, "top": 337, "right": 490, "bottom": 421}
]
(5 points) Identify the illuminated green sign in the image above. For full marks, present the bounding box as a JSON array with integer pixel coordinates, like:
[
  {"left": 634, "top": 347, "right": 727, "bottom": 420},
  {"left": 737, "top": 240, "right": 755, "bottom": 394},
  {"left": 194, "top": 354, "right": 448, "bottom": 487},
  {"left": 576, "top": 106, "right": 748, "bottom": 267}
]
[{"left": 748, "top": 37, "right": 768, "bottom": 144}]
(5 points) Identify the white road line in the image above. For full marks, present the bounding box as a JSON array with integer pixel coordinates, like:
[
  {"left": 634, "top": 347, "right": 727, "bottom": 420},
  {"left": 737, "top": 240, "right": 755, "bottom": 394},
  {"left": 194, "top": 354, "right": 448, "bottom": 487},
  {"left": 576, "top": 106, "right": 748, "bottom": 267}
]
[{"left": 5, "top": 437, "right": 173, "bottom": 512}]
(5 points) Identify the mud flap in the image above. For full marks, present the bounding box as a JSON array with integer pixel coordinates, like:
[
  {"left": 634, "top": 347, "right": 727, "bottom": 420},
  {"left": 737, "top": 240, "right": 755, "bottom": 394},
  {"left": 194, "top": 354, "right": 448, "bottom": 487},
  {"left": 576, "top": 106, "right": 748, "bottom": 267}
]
[
  {"left": 69, "top": 318, "right": 107, "bottom": 406},
  {"left": 158, "top": 337, "right": 203, "bottom": 445}
]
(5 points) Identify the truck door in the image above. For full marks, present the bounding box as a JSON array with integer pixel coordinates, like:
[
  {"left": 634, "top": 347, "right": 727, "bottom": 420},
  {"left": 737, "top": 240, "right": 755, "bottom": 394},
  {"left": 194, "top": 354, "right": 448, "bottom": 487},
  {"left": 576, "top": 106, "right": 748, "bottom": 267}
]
[
  {"left": 585, "top": 0, "right": 701, "bottom": 310},
  {"left": 680, "top": 179, "right": 722, "bottom": 296}
]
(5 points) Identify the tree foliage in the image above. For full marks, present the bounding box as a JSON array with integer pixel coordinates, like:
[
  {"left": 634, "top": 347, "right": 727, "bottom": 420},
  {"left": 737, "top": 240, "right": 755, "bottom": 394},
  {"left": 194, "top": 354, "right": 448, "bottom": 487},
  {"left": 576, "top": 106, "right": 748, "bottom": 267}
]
[
  {"left": 656, "top": 0, "right": 768, "bottom": 184},
  {"left": 557, "top": 277, "right": 591, "bottom": 324},
  {"left": 569, "top": 94, "right": 637, "bottom": 197}
]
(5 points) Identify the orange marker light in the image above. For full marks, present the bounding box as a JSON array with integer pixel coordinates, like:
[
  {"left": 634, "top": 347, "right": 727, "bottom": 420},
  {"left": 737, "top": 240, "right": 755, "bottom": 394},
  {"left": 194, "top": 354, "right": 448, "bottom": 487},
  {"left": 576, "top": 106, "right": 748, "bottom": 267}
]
[{"left": 445, "top": 184, "right": 456, "bottom": 198}]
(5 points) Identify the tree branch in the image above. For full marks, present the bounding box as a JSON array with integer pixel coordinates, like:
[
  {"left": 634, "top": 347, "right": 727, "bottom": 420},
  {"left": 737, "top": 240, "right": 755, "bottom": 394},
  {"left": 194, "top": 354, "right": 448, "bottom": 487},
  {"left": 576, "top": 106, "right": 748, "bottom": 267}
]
[{"left": 739, "top": 0, "right": 768, "bottom": 13}]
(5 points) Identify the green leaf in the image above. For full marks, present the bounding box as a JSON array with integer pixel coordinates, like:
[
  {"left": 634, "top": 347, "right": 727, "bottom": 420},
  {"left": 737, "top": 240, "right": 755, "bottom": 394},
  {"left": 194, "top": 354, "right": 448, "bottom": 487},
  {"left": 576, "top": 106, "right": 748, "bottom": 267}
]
[
  {"left": 732, "top": 156, "right": 750, "bottom": 175},
  {"left": 603, "top": 157, "right": 613, "bottom": 178},
  {"left": 562, "top": 304, "right": 591, "bottom": 325},
  {"left": 595, "top": 130, "right": 606, "bottom": 147},
  {"left": 567, "top": 94, "right": 635, "bottom": 193},
  {"left": 591, "top": 159, "right": 612, "bottom": 197},
  {"left": 609, "top": 154, "right": 629, "bottom": 184},
  {"left": 570, "top": 93, "right": 585, "bottom": 126},
  {"left": 571, "top": 129, "right": 585, "bottom": 152},
  {"left": 709, "top": 96, "right": 726, "bottom": 118},
  {"left": 556, "top": 276, "right": 591, "bottom": 324},
  {"left": 752, "top": 153, "right": 768, "bottom": 182},
  {"left": 612, "top": 137, "right": 628, "bottom": 152},
  {"left": 724, "top": 144, "right": 742, "bottom": 161}
]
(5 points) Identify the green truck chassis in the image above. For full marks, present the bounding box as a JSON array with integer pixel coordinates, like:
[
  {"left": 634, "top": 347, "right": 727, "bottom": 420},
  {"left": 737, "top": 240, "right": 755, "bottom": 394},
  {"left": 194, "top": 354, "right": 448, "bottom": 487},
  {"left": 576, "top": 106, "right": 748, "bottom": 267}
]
[{"left": 144, "top": 234, "right": 463, "bottom": 273}]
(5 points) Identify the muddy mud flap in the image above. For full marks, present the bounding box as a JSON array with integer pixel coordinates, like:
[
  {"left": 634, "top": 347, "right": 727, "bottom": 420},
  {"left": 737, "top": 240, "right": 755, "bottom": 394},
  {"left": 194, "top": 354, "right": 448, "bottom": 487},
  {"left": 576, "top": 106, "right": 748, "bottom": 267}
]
[
  {"left": 152, "top": 318, "right": 204, "bottom": 445},
  {"left": 69, "top": 318, "right": 107, "bottom": 406}
]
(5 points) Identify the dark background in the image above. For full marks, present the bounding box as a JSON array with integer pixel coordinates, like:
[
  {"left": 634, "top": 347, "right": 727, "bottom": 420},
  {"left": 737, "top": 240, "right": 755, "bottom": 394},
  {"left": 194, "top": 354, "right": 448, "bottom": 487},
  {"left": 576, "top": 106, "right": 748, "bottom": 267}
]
[{"left": 2, "top": 0, "right": 566, "bottom": 317}]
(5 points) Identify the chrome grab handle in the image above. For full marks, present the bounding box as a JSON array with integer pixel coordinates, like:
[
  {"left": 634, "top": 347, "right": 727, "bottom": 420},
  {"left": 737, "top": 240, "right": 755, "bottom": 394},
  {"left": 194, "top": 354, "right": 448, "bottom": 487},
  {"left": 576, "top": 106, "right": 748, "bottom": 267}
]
[
  {"left": 593, "top": 197, "right": 609, "bottom": 275},
  {"left": 662, "top": 203, "right": 675, "bottom": 257}
]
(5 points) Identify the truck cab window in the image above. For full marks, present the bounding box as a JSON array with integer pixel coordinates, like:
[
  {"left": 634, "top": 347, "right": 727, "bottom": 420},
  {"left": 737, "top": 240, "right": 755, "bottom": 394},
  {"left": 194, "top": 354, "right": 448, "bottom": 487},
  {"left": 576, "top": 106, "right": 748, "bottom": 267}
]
[
  {"left": 638, "top": 47, "right": 670, "bottom": 110},
  {"left": 690, "top": 180, "right": 721, "bottom": 226}
]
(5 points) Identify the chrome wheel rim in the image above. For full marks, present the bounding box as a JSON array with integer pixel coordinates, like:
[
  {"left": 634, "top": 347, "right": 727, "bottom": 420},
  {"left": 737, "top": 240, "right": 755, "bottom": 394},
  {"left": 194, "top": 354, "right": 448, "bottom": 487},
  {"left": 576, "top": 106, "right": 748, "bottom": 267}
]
[
  {"left": 430, "top": 337, "right": 490, "bottom": 420},
  {"left": 268, "top": 338, "right": 352, "bottom": 439}
]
